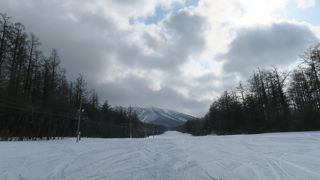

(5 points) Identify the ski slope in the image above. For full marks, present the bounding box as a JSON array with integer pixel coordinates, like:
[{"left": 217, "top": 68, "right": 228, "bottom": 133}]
[{"left": 1, "top": 131, "right": 320, "bottom": 180}]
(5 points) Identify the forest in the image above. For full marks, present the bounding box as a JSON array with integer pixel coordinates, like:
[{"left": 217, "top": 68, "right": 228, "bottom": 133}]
[
  {"left": 180, "top": 44, "right": 320, "bottom": 135},
  {"left": 0, "top": 13, "right": 165, "bottom": 140},
  {"left": 1, "top": 12, "right": 320, "bottom": 140}
]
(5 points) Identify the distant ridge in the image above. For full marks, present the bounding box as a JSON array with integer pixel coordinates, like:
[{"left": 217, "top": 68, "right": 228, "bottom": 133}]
[{"left": 113, "top": 106, "right": 195, "bottom": 128}]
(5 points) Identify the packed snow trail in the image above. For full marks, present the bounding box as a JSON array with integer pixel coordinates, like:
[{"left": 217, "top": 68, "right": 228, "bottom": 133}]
[
  {"left": 1, "top": 131, "right": 320, "bottom": 180},
  {"left": 0, "top": 133, "right": 214, "bottom": 180}
]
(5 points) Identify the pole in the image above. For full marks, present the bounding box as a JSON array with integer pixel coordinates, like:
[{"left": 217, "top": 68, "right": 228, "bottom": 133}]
[
  {"left": 76, "top": 96, "right": 82, "bottom": 143},
  {"left": 129, "top": 118, "right": 132, "bottom": 138},
  {"left": 153, "top": 127, "right": 155, "bottom": 138},
  {"left": 144, "top": 128, "right": 147, "bottom": 138}
]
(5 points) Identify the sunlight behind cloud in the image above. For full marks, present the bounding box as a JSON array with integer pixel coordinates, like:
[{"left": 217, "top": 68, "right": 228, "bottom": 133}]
[{"left": 235, "top": 0, "right": 288, "bottom": 25}]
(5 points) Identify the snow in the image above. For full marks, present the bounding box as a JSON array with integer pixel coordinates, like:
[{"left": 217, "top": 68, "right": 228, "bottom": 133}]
[{"left": 1, "top": 131, "right": 320, "bottom": 180}]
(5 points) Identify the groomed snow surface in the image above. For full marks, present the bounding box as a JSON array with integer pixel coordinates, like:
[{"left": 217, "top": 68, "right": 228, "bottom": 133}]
[{"left": 1, "top": 131, "right": 320, "bottom": 180}]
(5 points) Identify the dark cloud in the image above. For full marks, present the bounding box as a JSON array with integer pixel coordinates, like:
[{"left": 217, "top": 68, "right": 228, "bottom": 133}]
[
  {"left": 164, "top": 10, "right": 206, "bottom": 52},
  {"left": 124, "top": 10, "right": 207, "bottom": 71},
  {"left": 0, "top": 1, "right": 120, "bottom": 84},
  {"left": 221, "top": 22, "right": 318, "bottom": 77},
  {"left": 193, "top": 73, "right": 217, "bottom": 83},
  {"left": 185, "top": 72, "right": 240, "bottom": 102},
  {"left": 0, "top": 1, "right": 209, "bottom": 116}
]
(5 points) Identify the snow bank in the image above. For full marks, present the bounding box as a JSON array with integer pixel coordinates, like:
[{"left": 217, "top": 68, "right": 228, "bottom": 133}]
[{"left": 1, "top": 131, "right": 320, "bottom": 179}]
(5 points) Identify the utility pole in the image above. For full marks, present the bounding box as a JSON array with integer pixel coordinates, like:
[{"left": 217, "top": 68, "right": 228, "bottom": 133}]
[
  {"left": 129, "top": 117, "right": 132, "bottom": 138},
  {"left": 76, "top": 96, "right": 82, "bottom": 143},
  {"left": 127, "top": 106, "right": 132, "bottom": 139}
]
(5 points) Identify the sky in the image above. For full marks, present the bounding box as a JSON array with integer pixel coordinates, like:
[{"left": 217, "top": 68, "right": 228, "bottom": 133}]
[{"left": 0, "top": 0, "right": 319, "bottom": 117}]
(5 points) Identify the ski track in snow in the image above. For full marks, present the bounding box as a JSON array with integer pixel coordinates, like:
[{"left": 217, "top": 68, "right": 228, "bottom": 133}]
[{"left": 1, "top": 131, "right": 320, "bottom": 180}]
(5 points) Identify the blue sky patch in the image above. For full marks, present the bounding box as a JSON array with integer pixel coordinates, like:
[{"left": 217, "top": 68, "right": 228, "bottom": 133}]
[
  {"left": 286, "top": 0, "right": 320, "bottom": 26},
  {"left": 130, "top": 0, "right": 199, "bottom": 25}
]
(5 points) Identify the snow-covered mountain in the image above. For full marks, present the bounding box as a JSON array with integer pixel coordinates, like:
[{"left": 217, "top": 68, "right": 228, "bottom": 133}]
[{"left": 114, "top": 107, "right": 195, "bottom": 128}]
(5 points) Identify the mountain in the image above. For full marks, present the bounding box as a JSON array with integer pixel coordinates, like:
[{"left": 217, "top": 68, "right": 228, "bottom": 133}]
[{"left": 114, "top": 107, "right": 195, "bottom": 128}]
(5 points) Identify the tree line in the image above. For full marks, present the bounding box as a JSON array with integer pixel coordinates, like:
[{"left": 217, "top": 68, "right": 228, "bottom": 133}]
[
  {"left": 179, "top": 44, "right": 320, "bottom": 135},
  {"left": 0, "top": 13, "right": 165, "bottom": 140}
]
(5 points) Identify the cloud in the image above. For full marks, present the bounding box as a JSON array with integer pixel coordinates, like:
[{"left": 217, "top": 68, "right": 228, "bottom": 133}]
[
  {"left": 0, "top": 0, "right": 210, "bottom": 115},
  {"left": 0, "top": 0, "right": 319, "bottom": 117},
  {"left": 221, "top": 22, "right": 318, "bottom": 78},
  {"left": 296, "top": 0, "right": 316, "bottom": 9},
  {"left": 114, "top": 10, "right": 207, "bottom": 72}
]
